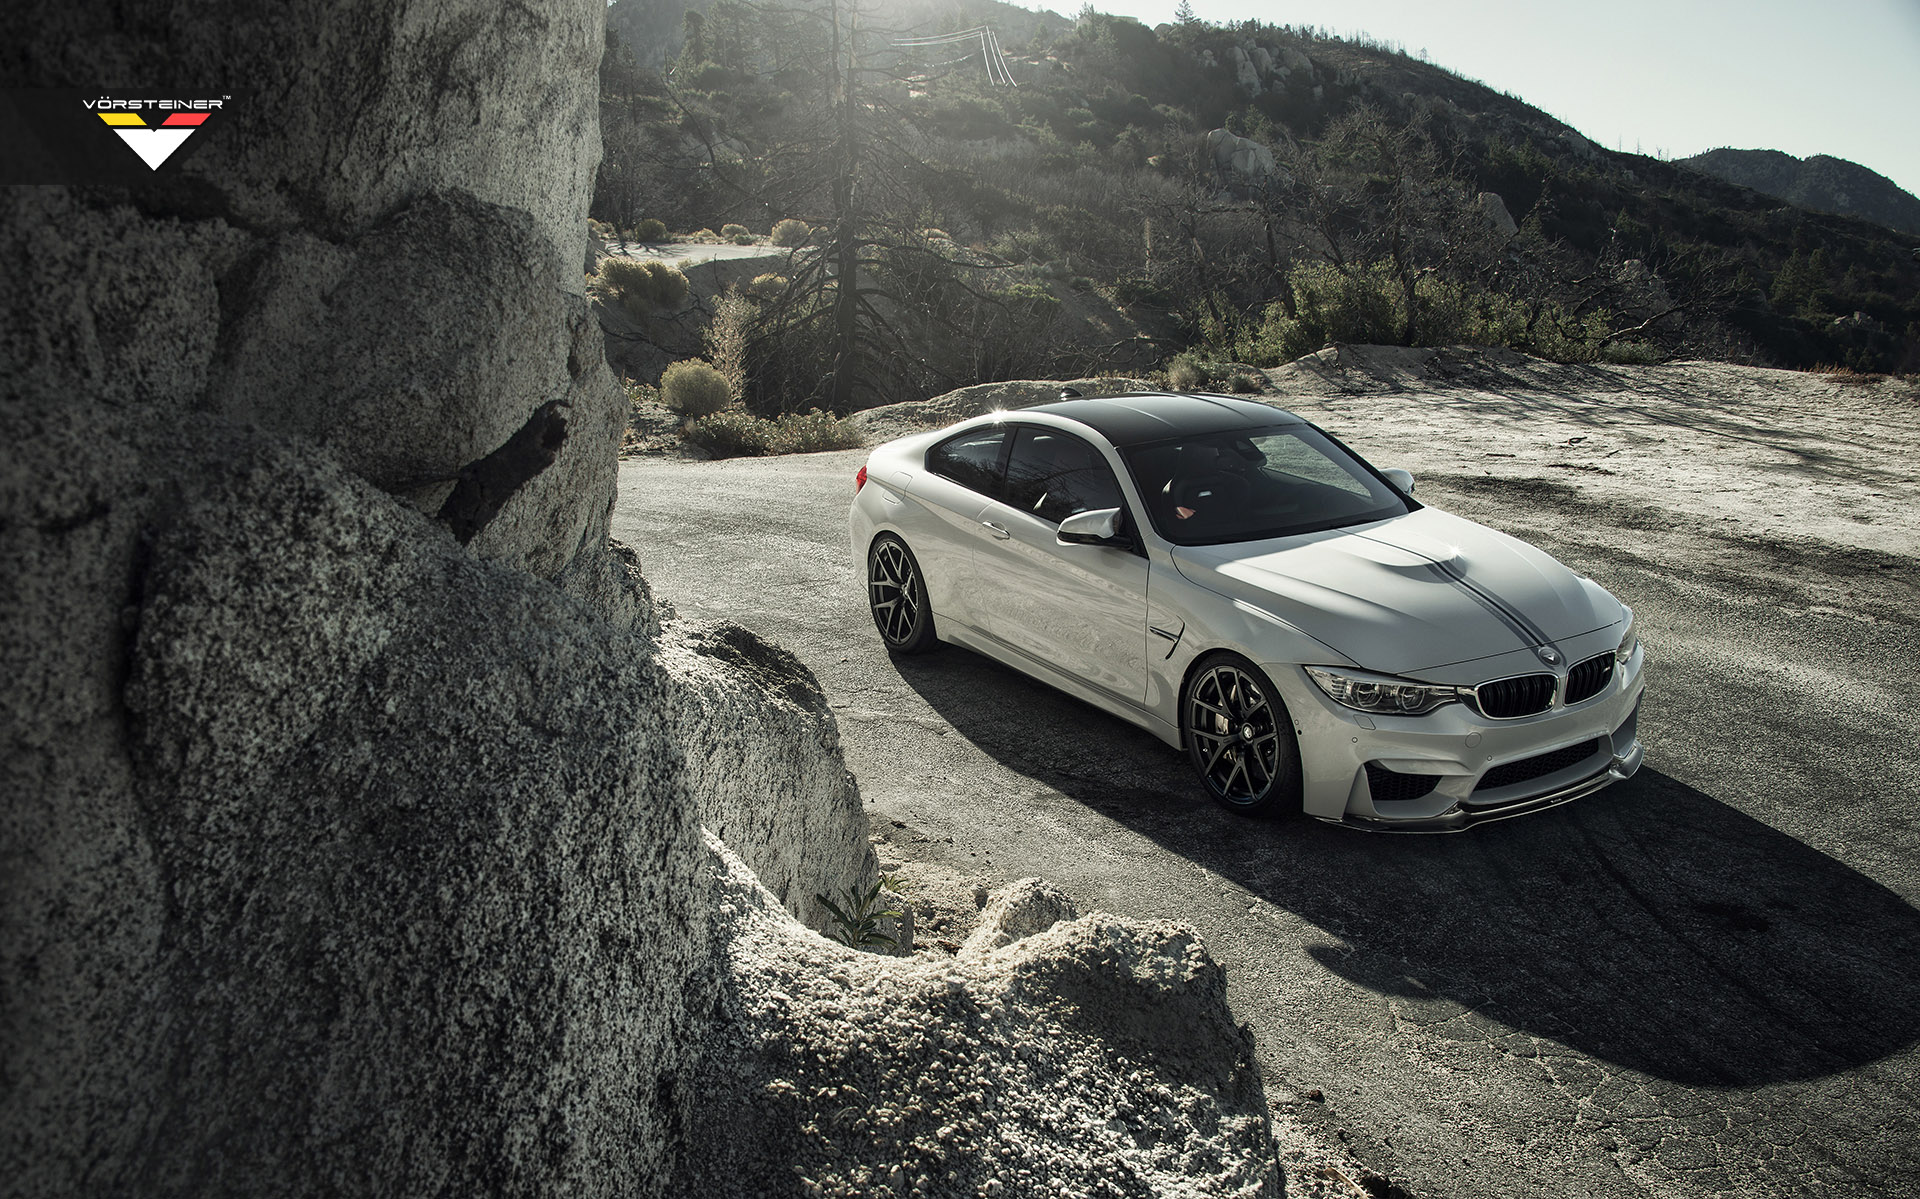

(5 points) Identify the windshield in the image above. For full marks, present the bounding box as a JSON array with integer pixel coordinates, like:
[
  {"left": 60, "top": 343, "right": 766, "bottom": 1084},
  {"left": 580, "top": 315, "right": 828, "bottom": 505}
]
[{"left": 1123, "top": 425, "right": 1413, "bottom": 545}]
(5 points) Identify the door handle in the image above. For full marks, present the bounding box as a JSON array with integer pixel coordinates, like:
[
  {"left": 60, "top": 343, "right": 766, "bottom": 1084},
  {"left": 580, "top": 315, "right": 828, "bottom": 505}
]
[{"left": 981, "top": 520, "right": 1010, "bottom": 540}]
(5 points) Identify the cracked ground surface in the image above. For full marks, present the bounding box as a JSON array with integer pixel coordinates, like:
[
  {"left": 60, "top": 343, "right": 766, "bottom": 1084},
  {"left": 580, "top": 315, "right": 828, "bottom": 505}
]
[{"left": 615, "top": 357, "right": 1919, "bottom": 1198}]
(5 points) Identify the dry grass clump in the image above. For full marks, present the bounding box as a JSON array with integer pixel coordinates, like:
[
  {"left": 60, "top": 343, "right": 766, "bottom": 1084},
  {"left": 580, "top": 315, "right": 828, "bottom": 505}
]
[
  {"left": 1808, "top": 363, "right": 1889, "bottom": 386},
  {"left": 771, "top": 218, "right": 811, "bottom": 248}
]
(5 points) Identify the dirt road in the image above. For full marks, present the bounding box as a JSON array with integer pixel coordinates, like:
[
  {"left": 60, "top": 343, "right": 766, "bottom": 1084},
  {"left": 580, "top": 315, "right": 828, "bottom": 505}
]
[{"left": 613, "top": 352, "right": 1920, "bottom": 1198}]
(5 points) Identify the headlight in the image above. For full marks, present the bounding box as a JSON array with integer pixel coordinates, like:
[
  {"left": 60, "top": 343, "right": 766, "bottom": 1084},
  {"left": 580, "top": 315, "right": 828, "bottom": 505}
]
[
  {"left": 1615, "top": 609, "right": 1639, "bottom": 664},
  {"left": 1305, "top": 666, "right": 1462, "bottom": 716}
]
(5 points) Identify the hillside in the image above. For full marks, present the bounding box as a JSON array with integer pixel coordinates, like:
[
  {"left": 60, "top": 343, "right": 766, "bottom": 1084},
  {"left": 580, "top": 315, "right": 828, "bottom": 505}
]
[
  {"left": 595, "top": 0, "right": 1920, "bottom": 412},
  {"left": 1680, "top": 148, "right": 1920, "bottom": 236}
]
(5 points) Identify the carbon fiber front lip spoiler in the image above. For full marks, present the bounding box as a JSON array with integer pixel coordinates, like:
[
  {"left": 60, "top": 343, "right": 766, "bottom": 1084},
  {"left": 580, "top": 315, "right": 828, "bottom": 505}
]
[{"left": 1324, "top": 740, "right": 1647, "bottom": 834}]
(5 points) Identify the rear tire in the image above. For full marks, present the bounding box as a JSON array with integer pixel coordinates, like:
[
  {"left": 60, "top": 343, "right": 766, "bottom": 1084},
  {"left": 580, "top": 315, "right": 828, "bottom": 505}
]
[
  {"left": 867, "top": 534, "right": 937, "bottom": 654},
  {"left": 1181, "top": 652, "right": 1301, "bottom": 816}
]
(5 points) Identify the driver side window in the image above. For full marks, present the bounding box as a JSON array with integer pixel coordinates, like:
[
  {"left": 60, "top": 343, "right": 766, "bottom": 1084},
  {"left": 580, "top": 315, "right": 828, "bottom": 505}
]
[{"left": 1003, "top": 427, "right": 1124, "bottom": 525}]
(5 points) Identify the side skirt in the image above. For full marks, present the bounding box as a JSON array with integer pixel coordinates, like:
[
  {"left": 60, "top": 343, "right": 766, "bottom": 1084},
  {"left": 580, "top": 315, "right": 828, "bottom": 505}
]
[{"left": 936, "top": 618, "right": 1183, "bottom": 749}]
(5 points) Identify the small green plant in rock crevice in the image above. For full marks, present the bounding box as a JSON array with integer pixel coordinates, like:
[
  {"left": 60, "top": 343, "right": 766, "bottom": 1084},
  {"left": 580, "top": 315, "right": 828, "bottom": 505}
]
[{"left": 816, "top": 875, "right": 905, "bottom": 951}]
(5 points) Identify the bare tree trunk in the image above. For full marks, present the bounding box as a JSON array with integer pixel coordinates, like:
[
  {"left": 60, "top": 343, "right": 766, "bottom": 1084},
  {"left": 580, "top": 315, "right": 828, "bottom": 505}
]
[{"left": 825, "top": 0, "right": 860, "bottom": 413}]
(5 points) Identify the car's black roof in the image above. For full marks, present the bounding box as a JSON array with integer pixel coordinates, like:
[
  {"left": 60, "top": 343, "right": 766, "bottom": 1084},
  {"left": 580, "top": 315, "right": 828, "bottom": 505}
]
[{"left": 1022, "top": 392, "right": 1306, "bottom": 447}]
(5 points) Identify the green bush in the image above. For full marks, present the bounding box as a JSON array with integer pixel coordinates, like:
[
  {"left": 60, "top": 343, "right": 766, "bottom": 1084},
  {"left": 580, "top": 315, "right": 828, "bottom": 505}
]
[
  {"left": 996, "top": 280, "right": 1061, "bottom": 327},
  {"left": 771, "top": 218, "right": 811, "bottom": 247},
  {"left": 633, "top": 217, "right": 668, "bottom": 243},
  {"left": 1225, "top": 371, "right": 1263, "bottom": 393},
  {"left": 596, "top": 258, "right": 690, "bottom": 321},
  {"left": 1191, "top": 262, "right": 1628, "bottom": 367},
  {"left": 731, "top": 233, "right": 756, "bottom": 245},
  {"left": 747, "top": 272, "right": 789, "bottom": 300},
  {"left": 659, "top": 360, "right": 734, "bottom": 419},
  {"left": 721, "top": 223, "right": 751, "bottom": 239},
  {"left": 685, "top": 408, "right": 864, "bottom": 458}
]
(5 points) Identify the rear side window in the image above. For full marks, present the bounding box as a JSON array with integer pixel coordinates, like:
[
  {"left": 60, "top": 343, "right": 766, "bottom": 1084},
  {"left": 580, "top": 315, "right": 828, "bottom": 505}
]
[
  {"left": 926, "top": 428, "right": 1007, "bottom": 497},
  {"left": 1003, "top": 427, "right": 1124, "bottom": 525}
]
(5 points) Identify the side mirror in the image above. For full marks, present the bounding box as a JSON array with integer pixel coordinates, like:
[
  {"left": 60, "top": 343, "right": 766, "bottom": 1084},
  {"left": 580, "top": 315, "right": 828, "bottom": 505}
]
[
  {"left": 1058, "top": 507, "right": 1123, "bottom": 545},
  {"left": 1382, "top": 468, "right": 1416, "bottom": 494}
]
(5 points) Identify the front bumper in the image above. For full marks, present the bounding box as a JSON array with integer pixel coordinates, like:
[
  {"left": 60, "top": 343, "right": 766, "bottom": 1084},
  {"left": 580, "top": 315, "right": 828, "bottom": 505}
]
[{"left": 1270, "top": 634, "right": 1647, "bottom": 832}]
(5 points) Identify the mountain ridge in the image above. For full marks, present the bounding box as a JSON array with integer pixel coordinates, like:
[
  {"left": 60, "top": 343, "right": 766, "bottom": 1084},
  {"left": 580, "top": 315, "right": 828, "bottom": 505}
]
[{"left": 1680, "top": 147, "right": 1920, "bottom": 236}]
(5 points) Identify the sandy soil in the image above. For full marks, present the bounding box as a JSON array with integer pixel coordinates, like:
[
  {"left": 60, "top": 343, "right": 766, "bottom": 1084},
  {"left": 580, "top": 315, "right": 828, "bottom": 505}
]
[{"left": 1264, "top": 345, "right": 1918, "bottom": 561}]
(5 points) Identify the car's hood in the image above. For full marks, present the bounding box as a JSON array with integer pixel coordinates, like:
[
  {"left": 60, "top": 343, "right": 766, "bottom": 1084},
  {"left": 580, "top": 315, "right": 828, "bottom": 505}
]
[{"left": 1170, "top": 508, "right": 1620, "bottom": 674}]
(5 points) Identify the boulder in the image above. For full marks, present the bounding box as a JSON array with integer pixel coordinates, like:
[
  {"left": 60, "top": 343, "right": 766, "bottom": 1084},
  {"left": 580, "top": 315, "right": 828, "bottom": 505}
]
[
  {"left": 1206, "top": 128, "right": 1279, "bottom": 182},
  {"left": 1230, "top": 45, "right": 1263, "bottom": 93},
  {"left": 1477, "top": 190, "right": 1519, "bottom": 237},
  {"left": 656, "top": 620, "right": 877, "bottom": 932}
]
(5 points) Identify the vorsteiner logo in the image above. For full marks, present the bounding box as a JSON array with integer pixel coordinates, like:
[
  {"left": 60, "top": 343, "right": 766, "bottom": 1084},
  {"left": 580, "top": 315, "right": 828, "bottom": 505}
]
[
  {"left": 87, "top": 96, "right": 228, "bottom": 170},
  {"left": 0, "top": 89, "right": 242, "bottom": 184}
]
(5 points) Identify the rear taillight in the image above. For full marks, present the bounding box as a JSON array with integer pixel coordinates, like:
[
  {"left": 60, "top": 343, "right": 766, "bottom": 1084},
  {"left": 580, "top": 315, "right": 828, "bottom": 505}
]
[{"left": 854, "top": 464, "right": 868, "bottom": 493}]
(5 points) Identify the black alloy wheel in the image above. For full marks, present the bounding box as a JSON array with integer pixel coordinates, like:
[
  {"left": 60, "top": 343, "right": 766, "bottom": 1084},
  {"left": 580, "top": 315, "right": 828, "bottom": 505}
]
[
  {"left": 867, "top": 534, "right": 936, "bottom": 653},
  {"left": 1182, "top": 652, "right": 1301, "bottom": 815}
]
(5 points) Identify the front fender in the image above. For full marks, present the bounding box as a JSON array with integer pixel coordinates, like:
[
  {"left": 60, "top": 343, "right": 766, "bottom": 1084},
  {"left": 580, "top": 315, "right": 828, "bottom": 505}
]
[{"left": 1144, "top": 555, "right": 1356, "bottom": 740}]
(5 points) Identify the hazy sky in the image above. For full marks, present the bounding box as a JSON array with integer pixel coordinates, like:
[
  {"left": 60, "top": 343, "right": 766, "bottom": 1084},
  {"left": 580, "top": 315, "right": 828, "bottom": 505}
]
[{"left": 1048, "top": 0, "right": 1920, "bottom": 200}]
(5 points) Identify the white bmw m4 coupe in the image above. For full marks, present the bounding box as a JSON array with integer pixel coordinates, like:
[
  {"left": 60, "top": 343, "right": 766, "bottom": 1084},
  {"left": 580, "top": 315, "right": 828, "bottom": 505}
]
[{"left": 848, "top": 392, "right": 1645, "bottom": 831}]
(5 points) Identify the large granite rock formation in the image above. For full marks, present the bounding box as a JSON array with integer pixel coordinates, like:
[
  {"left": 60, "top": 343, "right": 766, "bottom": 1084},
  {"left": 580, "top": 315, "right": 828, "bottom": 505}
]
[{"left": 1, "top": 2, "right": 1278, "bottom": 1195}]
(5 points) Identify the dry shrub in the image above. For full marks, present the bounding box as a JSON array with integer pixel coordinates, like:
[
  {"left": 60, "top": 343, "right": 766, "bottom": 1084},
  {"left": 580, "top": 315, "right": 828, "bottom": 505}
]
[
  {"left": 771, "top": 218, "right": 811, "bottom": 247},
  {"left": 686, "top": 408, "right": 864, "bottom": 458},
  {"left": 1165, "top": 352, "right": 1210, "bottom": 391},
  {"left": 659, "top": 360, "right": 734, "bottom": 419},
  {"left": 706, "top": 292, "right": 753, "bottom": 401},
  {"left": 596, "top": 258, "right": 690, "bottom": 321},
  {"left": 747, "top": 273, "right": 789, "bottom": 300}
]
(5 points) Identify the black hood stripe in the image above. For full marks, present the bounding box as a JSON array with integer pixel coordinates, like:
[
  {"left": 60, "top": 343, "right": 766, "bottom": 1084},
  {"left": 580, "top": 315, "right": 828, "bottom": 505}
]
[
  {"left": 1426, "top": 557, "right": 1555, "bottom": 648},
  {"left": 1419, "top": 563, "right": 1534, "bottom": 648}
]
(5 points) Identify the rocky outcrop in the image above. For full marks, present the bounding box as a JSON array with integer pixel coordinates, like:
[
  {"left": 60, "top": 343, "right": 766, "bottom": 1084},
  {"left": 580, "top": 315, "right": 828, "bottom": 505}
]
[
  {"left": 1, "top": 1, "right": 727, "bottom": 1192},
  {"left": 2, "top": 425, "right": 710, "bottom": 1196},
  {"left": 1205, "top": 128, "right": 1280, "bottom": 184},
  {"left": 680, "top": 841, "right": 1279, "bottom": 1198},
  {"left": 656, "top": 622, "right": 874, "bottom": 932},
  {"left": 2, "top": 2, "right": 1277, "bottom": 1196}
]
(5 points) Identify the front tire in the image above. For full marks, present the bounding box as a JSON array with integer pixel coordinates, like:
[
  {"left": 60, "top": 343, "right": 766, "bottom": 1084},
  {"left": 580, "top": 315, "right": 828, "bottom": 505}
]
[
  {"left": 1182, "top": 652, "right": 1301, "bottom": 816},
  {"left": 867, "top": 534, "right": 937, "bottom": 654}
]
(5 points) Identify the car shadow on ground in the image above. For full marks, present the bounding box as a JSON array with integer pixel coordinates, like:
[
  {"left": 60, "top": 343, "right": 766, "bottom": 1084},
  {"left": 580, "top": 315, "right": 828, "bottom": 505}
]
[{"left": 889, "top": 646, "right": 1920, "bottom": 1090}]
